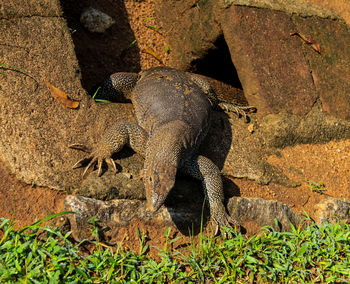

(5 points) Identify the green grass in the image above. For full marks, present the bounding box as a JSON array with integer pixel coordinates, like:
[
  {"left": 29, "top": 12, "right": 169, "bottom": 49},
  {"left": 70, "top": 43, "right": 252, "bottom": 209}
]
[
  {"left": 91, "top": 86, "right": 112, "bottom": 103},
  {"left": 309, "top": 181, "right": 328, "bottom": 194},
  {"left": 0, "top": 62, "right": 27, "bottom": 77},
  {"left": 143, "top": 17, "right": 160, "bottom": 31},
  {"left": 0, "top": 215, "right": 349, "bottom": 283}
]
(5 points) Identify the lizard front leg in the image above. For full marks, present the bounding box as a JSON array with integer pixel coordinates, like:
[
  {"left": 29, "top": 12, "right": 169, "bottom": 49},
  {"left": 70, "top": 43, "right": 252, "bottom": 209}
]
[
  {"left": 93, "top": 72, "right": 139, "bottom": 102},
  {"left": 181, "top": 155, "right": 239, "bottom": 236},
  {"left": 70, "top": 120, "right": 148, "bottom": 177}
]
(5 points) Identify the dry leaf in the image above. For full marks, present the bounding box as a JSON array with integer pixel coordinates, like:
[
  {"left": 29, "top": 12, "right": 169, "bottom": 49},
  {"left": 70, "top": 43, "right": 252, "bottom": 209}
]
[
  {"left": 290, "top": 32, "right": 321, "bottom": 53},
  {"left": 45, "top": 80, "right": 79, "bottom": 109},
  {"left": 142, "top": 47, "right": 163, "bottom": 64}
]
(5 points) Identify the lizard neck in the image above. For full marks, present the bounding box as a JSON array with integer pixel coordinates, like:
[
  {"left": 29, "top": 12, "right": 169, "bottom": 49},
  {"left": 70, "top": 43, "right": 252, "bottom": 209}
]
[
  {"left": 110, "top": 72, "right": 139, "bottom": 99},
  {"left": 147, "top": 120, "right": 192, "bottom": 165}
]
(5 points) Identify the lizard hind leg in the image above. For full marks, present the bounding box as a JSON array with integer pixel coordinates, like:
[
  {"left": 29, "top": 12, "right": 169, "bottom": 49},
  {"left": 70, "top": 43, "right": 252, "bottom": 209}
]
[
  {"left": 190, "top": 74, "right": 256, "bottom": 122},
  {"left": 95, "top": 72, "right": 139, "bottom": 102}
]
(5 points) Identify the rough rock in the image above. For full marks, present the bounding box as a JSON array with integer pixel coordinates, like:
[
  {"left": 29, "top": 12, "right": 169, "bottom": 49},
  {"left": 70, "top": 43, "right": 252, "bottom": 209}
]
[
  {"left": 222, "top": 6, "right": 350, "bottom": 119},
  {"left": 292, "top": 15, "right": 350, "bottom": 120},
  {"left": 314, "top": 197, "right": 350, "bottom": 224},
  {"left": 156, "top": 0, "right": 222, "bottom": 71},
  {"left": 204, "top": 111, "right": 300, "bottom": 186},
  {"left": 227, "top": 197, "right": 303, "bottom": 231},
  {"left": 0, "top": 1, "right": 136, "bottom": 191},
  {"left": 0, "top": 0, "right": 62, "bottom": 18},
  {"left": 73, "top": 148, "right": 145, "bottom": 200},
  {"left": 221, "top": 0, "right": 339, "bottom": 19},
  {"left": 157, "top": 0, "right": 350, "bottom": 122},
  {"left": 194, "top": 77, "right": 297, "bottom": 186},
  {"left": 80, "top": 7, "right": 115, "bottom": 33},
  {"left": 222, "top": 6, "right": 318, "bottom": 116},
  {"left": 64, "top": 195, "right": 303, "bottom": 241},
  {"left": 260, "top": 107, "right": 350, "bottom": 148},
  {"left": 75, "top": 170, "right": 145, "bottom": 200},
  {"left": 64, "top": 195, "right": 204, "bottom": 241}
]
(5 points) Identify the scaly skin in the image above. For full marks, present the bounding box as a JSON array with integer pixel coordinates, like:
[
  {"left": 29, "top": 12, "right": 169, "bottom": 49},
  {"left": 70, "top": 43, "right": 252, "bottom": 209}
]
[{"left": 71, "top": 67, "right": 253, "bottom": 236}]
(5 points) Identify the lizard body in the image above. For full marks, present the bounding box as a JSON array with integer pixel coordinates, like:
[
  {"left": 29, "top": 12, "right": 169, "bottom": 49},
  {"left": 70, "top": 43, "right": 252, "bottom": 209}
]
[{"left": 71, "top": 66, "right": 254, "bottom": 234}]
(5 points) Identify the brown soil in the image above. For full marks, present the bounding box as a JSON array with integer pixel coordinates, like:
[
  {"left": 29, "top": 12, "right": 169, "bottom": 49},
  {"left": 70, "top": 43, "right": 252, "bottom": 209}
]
[
  {"left": 0, "top": 160, "right": 66, "bottom": 228},
  {"left": 0, "top": 0, "right": 349, "bottom": 254},
  {"left": 236, "top": 139, "right": 350, "bottom": 216}
]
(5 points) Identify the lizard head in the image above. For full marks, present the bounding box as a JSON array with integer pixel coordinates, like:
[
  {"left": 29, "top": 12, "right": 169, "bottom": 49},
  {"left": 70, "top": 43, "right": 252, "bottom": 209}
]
[{"left": 145, "top": 162, "right": 177, "bottom": 212}]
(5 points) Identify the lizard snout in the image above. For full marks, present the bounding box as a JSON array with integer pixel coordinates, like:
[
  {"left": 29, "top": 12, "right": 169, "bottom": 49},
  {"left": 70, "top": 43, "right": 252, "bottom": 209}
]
[
  {"left": 146, "top": 191, "right": 166, "bottom": 213},
  {"left": 145, "top": 162, "right": 177, "bottom": 213}
]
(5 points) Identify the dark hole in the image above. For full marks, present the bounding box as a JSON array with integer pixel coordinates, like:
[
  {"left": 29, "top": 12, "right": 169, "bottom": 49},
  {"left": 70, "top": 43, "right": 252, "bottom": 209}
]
[
  {"left": 60, "top": 0, "right": 141, "bottom": 91},
  {"left": 190, "top": 35, "right": 242, "bottom": 89}
]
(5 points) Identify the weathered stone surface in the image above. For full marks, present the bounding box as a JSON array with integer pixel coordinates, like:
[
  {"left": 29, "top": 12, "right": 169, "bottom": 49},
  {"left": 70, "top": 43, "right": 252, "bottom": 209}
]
[
  {"left": 75, "top": 170, "right": 145, "bottom": 201},
  {"left": 261, "top": 107, "right": 350, "bottom": 148},
  {"left": 156, "top": 0, "right": 222, "bottom": 70},
  {"left": 156, "top": 0, "right": 340, "bottom": 71},
  {"left": 314, "top": 197, "right": 350, "bottom": 224},
  {"left": 193, "top": 77, "right": 296, "bottom": 186},
  {"left": 203, "top": 111, "right": 269, "bottom": 183},
  {"left": 73, "top": 147, "right": 145, "bottom": 200},
  {"left": 292, "top": 15, "right": 350, "bottom": 120},
  {"left": 64, "top": 195, "right": 204, "bottom": 241},
  {"left": 222, "top": 0, "right": 339, "bottom": 19},
  {"left": 64, "top": 195, "right": 303, "bottom": 241},
  {"left": 227, "top": 197, "right": 303, "bottom": 231},
  {"left": 222, "top": 6, "right": 318, "bottom": 116},
  {"left": 0, "top": 0, "right": 62, "bottom": 18},
  {"left": 0, "top": 4, "right": 136, "bottom": 191}
]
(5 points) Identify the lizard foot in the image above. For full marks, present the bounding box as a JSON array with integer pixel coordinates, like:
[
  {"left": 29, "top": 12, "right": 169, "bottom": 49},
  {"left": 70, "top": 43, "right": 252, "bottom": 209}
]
[
  {"left": 211, "top": 210, "right": 240, "bottom": 238},
  {"left": 219, "top": 103, "right": 257, "bottom": 123},
  {"left": 69, "top": 143, "right": 118, "bottom": 178}
]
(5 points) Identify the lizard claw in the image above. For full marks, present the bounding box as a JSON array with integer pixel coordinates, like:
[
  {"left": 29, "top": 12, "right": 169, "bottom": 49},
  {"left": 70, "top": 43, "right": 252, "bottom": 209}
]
[
  {"left": 70, "top": 143, "right": 117, "bottom": 178},
  {"left": 214, "top": 223, "right": 219, "bottom": 236},
  {"left": 219, "top": 103, "right": 257, "bottom": 123},
  {"left": 83, "top": 156, "right": 98, "bottom": 178},
  {"left": 106, "top": 158, "right": 118, "bottom": 173},
  {"left": 212, "top": 212, "right": 240, "bottom": 238},
  {"left": 72, "top": 156, "right": 92, "bottom": 169}
]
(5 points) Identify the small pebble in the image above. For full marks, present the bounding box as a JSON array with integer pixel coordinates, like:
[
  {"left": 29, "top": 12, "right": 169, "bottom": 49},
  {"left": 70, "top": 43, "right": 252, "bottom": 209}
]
[{"left": 80, "top": 7, "right": 115, "bottom": 33}]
